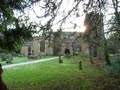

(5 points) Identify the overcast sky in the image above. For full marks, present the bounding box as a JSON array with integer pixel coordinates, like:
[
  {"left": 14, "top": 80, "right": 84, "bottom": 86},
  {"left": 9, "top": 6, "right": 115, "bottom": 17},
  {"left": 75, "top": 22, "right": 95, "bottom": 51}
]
[
  {"left": 19, "top": 0, "right": 86, "bottom": 32},
  {"left": 14, "top": 0, "right": 115, "bottom": 33}
]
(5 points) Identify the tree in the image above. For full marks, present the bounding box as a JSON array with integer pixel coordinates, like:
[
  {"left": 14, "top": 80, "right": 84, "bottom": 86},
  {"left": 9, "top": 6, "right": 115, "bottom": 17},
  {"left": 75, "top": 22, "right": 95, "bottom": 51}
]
[
  {"left": 0, "top": 64, "right": 7, "bottom": 90},
  {"left": 107, "top": 33, "right": 120, "bottom": 54},
  {"left": 0, "top": 0, "right": 38, "bottom": 53},
  {"left": 107, "top": 15, "right": 120, "bottom": 54},
  {"left": 52, "top": 30, "right": 63, "bottom": 63}
]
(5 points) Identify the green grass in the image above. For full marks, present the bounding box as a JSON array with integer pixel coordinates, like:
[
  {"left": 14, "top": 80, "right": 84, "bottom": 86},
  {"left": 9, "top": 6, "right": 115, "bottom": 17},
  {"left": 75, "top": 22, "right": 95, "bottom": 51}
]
[
  {"left": 0, "top": 56, "right": 55, "bottom": 65},
  {"left": 2, "top": 56, "right": 105, "bottom": 90}
]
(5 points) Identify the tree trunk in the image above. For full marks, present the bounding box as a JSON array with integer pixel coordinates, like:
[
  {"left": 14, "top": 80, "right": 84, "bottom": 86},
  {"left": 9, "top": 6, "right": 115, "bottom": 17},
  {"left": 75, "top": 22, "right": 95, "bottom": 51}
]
[
  {"left": 0, "top": 64, "right": 7, "bottom": 90},
  {"left": 89, "top": 44, "right": 94, "bottom": 64},
  {"left": 72, "top": 42, "right": 75, "bottom": 55},
  {"left": 104, "top": 38, "right": 111, "bottom": 65},
  {"left": 58, "top": 52, "right": 63, "bottom": 63},
  {"left": 58, "top": 44, "right": 63, "bottom": 63}
]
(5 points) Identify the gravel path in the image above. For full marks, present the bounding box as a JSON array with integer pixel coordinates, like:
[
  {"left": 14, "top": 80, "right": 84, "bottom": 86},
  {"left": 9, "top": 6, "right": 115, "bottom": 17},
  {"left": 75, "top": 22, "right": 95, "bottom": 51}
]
[{"left": 2, "top": 57, "right": 61, "bottom": 69}]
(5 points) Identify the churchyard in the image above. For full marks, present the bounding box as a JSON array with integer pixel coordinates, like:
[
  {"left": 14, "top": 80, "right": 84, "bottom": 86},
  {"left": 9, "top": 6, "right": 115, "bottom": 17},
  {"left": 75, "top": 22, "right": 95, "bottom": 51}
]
[{"left": 1, "top": 55, "right": 120, "bottom": 90}]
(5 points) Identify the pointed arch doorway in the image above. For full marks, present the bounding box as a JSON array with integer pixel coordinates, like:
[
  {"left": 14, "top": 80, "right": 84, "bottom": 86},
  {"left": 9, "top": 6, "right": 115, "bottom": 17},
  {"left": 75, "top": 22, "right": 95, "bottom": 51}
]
[{"left": 65, "top": 49, "right": 70, "bottom": 55}]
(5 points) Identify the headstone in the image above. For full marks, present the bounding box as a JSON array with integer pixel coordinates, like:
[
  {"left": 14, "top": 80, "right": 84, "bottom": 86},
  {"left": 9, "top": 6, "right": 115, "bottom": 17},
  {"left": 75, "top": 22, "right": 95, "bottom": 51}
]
[
  {"left": 6, "top": 54, "right": 13, "bottom": 63},
  {"left": 79, "top": 61, "right": 82, "bottom": 70}
]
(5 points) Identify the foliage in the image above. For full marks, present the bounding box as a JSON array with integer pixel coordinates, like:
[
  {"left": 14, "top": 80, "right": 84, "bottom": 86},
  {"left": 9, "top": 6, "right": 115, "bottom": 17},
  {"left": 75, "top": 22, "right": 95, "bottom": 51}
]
[
  {"left": 103, "top": 38, "right": 111, "bottom": 65},
  {"left": 0, "top": 0, "right": 40, "bottom": 11},
  {"left": 0, "top": 20, "right": 34, "bottom": 53},
  {"left": 105, "top": 63, "right": 120, "bottom": 77},
  {"left": 0, "top": 53, "right": 7, "bottom": 61},
  {"left": 96, "top": 54, "right": 120, "bottom": 90},
  {"left": 107, "top": 33, "right": 120, "bottom": 54},
  {"left": 101, "top": 55, "right": 120, "bottom": 90},
  {"left": 0, "top": 0, "right": 40, "bottom": 53},
  {"left": 107, "top": 14, "right": 120, "bottom": 54}
]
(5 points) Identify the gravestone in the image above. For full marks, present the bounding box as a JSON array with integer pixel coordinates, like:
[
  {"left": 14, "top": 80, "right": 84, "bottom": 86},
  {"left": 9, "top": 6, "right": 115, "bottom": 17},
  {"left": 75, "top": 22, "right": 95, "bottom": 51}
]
[{"left": 6, "top": 54, "right": 13, "bottom": 63}]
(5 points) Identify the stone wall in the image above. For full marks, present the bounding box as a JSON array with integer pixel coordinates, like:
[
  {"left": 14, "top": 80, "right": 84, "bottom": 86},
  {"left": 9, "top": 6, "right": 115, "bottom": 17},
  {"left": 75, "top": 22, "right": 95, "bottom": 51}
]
[
  {"left": 21, "top": 39, "right": 90, "bottom": 56},
  {"left": 45, "top": 41, "right": 53, "bottom": 55},
  {"left": 81, "top": 43, "right": 89, "bottom": 55},
  {"left": 33, "top": 39, "right": 40, "bottom": 55},
  {"left": 21, "top": 46, "right": 28, "bottom": 56},
  {"left": 20, "top": 32, "right": 91, "bottom": 56},
  {"left": 20, "top": 39, "right": 54, "bottom": 56}
]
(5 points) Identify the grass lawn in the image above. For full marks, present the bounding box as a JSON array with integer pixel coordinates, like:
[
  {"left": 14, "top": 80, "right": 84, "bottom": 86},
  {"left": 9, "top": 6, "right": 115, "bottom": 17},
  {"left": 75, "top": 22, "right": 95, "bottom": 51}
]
[
  {"left": 2, "top": 56, "right": 105, "bottom": 90},
  {"left": 0, "top": 56, "right": 55, "bottom": 65}
]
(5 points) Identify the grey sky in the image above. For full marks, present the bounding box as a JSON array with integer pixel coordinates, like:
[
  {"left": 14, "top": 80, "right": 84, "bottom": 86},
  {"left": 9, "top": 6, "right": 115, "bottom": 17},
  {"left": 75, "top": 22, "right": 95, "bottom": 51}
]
[
  {"left": 14, "top": 0, "right": 116, "bottom": 33},
  {"left": 17, "top": 0, "right": 86, "bottom": 32}
]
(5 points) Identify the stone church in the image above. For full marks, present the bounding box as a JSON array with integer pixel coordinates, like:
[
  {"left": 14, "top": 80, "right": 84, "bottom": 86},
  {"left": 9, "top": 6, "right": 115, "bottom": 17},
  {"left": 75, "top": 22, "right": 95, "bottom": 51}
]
[
  {"left": 20, "top": 32, "right": 89, "bottom": 56},
  {"left": 20, "top": 12, "right": 104, "bottom": 57}
]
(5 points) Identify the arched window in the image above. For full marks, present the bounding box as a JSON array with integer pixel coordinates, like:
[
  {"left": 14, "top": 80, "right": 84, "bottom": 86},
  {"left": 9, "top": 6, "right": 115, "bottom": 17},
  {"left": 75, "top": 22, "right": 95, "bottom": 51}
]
[
  {"left": 77, "top": 46, "right": 81, "bottom": 52},
  {"left": 40, "top": 41, "right": 45, "bottom": 52},
  {"left": 28, "top": 46, "right": 32, "bottom": 55}
]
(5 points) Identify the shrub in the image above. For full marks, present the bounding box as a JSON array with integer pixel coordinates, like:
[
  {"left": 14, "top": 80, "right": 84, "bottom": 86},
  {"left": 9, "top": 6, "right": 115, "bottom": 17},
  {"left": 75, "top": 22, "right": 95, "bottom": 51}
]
[
  {"left": 106, "top": 64, "right": 120, "bottom": 77},
  {"left": 28, "top": 55, "right": 38, "bottom": 59},
  {"left": 0, "top": 53, "right": 7, "bottom": 61}
]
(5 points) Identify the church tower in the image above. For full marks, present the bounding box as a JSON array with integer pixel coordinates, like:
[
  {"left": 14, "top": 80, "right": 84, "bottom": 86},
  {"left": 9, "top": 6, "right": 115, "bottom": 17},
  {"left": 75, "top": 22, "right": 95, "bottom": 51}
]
[{"left": 84, "top": 12, "right": 104, "bottom": 58}]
